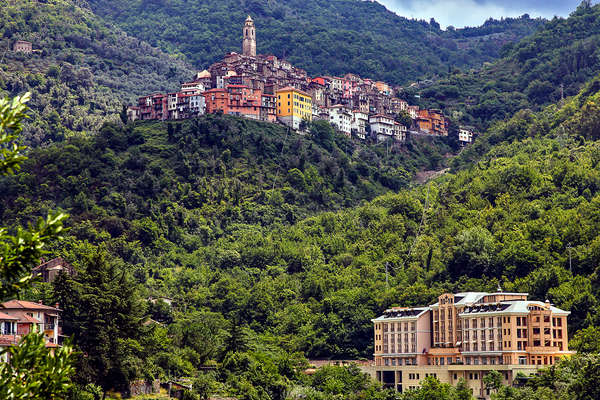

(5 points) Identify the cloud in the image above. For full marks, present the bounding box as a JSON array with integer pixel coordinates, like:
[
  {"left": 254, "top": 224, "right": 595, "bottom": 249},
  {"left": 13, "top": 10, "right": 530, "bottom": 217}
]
[{"left": 376, "top": 0, "right": 584, "bottom": 28}]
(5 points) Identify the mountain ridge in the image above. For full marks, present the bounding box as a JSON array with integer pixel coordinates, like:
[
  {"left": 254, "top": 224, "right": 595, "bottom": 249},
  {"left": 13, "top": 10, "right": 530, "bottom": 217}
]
[{"left": 85, "top": 0, "right": 545, "bottom": 85}]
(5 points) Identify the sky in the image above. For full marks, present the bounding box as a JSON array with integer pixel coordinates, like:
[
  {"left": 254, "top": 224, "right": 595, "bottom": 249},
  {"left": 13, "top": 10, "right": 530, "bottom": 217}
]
[{"left": 376, "top": 0, "right": 589, "bottom": 28}]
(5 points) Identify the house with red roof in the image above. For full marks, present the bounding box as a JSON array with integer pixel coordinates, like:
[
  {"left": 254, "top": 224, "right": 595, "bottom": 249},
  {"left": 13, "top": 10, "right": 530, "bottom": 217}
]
[{"left": 0, "top": 300, "right": 61, "bottom": 358}]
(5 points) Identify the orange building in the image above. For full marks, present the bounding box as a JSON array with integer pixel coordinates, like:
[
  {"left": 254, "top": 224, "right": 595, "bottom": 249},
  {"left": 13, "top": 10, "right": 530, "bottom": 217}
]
[
  {"left": 227, "top": 85, "right": 262, "bottom": 120},
  {"left": 203, "top": 88, "right": 229, "bottom": 114},
  {"left": 369, "top": 290, "right": 573, "bottom": 398},
  {"left": 416, "top": 109, "right": 448, "bottom": 136}
]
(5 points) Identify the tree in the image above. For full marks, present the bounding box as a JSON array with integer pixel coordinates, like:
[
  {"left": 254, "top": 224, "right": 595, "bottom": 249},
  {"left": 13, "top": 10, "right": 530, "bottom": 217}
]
[
  {"left": 120, "top": 104, "right": 128, "bottom": 125},
  {"left": 483, "top": 370, "right": 502, "bottom": 393},
  {"left": 0, "top": 92, "right": 74, "bottom": 398},
  {"left": 571, "top": 326, "right": 600, "bottom": 353},
  {"left": 53, "top": 251, "right": 145, "bottom": 398},
  {"left": 395, "top": 111, "right": 412, "bottom": 129}
]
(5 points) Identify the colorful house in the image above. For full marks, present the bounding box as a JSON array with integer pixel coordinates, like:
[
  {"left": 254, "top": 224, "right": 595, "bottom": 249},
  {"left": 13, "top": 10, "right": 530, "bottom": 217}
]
[
  {"left": 0, "top": 300, "right": 62, "bottom": 360},
  {"left": 276, "top": 87, "right": 312, "bottom": 130}
]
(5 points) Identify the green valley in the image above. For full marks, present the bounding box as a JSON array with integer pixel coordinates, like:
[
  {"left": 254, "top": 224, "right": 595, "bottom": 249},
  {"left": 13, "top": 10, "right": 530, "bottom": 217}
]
[
  {"left": 2, "top": 1, "right": 600, "bottom": 400},
  {"left": 85, "top": 0, "right": 543, "bottom": 85},
  {"left": 0, "top": 0, "right": 194, "bottom": 145}
]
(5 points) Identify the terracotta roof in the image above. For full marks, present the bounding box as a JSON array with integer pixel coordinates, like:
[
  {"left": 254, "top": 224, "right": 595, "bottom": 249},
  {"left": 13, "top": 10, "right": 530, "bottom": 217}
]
[
  {"left": 1, "top": 300, "right": 60, "bottom": 312},
  {"left": 45, "top": 342, "right": 59, "bottom": 348},
  {"left": 18, "top": 314, "right": 40, "bottom": 324},
  {"left": 0, "top": 311, "right": 18, "bottom": 320}
]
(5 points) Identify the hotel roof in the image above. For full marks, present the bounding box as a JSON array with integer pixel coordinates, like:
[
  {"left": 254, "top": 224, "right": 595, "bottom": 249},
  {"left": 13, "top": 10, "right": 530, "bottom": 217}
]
[{"left": 371, "top": 307, "right": 429, "bottom": 322}]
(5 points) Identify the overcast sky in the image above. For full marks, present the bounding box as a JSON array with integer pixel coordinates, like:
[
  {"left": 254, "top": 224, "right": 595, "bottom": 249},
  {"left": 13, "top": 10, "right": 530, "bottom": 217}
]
[{"left": 376, "top": 0, "right": 589, "bottom": 28}]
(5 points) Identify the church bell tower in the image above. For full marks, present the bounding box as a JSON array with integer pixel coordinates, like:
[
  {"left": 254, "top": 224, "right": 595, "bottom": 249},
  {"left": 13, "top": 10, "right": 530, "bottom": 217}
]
[{"left": 242, "top": 15, "right": 256, "bottom": 57}]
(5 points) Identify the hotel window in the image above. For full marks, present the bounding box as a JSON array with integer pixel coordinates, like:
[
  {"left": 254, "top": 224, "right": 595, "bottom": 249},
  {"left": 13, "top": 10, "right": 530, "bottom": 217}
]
[{"left": 544, "top": 316, "right": 550, "bottom": 323}]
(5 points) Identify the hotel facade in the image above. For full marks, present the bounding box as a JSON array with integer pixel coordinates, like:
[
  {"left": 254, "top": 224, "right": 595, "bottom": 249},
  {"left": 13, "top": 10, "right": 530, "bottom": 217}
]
[{"left": 367, "top": 291, "right": 573, "bottom": 398}]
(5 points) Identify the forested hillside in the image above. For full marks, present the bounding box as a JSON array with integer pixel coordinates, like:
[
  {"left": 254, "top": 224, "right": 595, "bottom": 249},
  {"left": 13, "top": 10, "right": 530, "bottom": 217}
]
[
  {"left": 415, "top": 2, "right": 600, "bottom": 130},
  {"left": 0, "top": 0, "right": 195, "bottom": 145},
  {"left": 85, "top": 0, "right": 543, "bottom": 84},
  {"left": 4, "top": 72, "right": 600, "bottom": 399}
]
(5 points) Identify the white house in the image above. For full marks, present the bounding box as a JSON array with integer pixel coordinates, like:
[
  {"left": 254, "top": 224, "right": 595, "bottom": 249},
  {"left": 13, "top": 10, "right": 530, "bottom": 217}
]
[
  {"left": 459, "top": 126, "right": 477, "bottom": 145},
  {"left": 328, "top": 105, "right": 352, "bottom": 137},
  {"left": 369, "top": 114, "right": 396, "bottom": 142},
  {"left": 352, "top": 110, "right": 369, "bottom": 140}
]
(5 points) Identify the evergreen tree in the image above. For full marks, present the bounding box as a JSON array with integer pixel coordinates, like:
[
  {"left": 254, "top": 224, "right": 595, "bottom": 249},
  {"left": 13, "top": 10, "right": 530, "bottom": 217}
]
[{"left": 54, "top": 251, "right": 145, "bottom": 397}]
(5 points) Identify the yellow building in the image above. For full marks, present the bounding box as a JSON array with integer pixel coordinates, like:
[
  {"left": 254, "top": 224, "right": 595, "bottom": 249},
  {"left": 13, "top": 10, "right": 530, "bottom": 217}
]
[{"left": 276, "top": 87, "right": 312, "bottom": 130}]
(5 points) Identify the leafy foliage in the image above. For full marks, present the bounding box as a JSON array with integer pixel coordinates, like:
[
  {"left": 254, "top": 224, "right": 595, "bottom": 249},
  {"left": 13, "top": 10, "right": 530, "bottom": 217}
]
[
  {"left": 86, "top": 0, "right": 543, "bottom": 85},
  {"left": 0, "top": 92, "right": 67, "bottom": 300},
  {"left": 416, "top": 2, "right": 600, "bottom": 131},
  {"left": 0, "top": 93, "right": 74, "bottom": 399},
  {"left": 0, "top": 0, "right": 195, "bottom": 145},
  {"left": 0, "top": 334, "right": 75, "bottom": 400}
]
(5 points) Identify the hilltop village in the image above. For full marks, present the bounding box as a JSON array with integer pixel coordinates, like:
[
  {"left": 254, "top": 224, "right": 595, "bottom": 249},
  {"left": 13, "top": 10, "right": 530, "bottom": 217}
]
[{"left": 128, "top": 16, "right": 474, "bottom": 145}]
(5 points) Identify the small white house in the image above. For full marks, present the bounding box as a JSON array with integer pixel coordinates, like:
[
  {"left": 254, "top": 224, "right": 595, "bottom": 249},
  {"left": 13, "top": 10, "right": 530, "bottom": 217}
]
[{"left": 328, "top": 105, "right": 352, "bottom": 137}]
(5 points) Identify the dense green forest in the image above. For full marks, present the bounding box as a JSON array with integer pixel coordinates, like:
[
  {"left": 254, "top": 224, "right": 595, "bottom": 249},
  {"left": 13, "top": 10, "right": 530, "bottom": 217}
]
[
  {"left": 3, "top": 72, "right": 600, "bottom": 398},
  {"left": 414, "top": 2, "right": 600, "bottom": 130},
  {"left": 0, "top": 0, "right": 194, "bottom": 145},
  {"left": 4, "top": 1, "right": 600, "bottom": 399},
  {"left": 85, "top": 0, "right": 543, "bottom": 85}
]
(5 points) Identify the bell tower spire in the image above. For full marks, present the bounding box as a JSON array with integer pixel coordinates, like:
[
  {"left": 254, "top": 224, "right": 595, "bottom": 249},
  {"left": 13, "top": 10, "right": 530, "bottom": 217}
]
[{"left": 242, "top": 15, "right": 256, "bottom": 57}]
